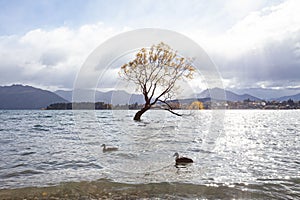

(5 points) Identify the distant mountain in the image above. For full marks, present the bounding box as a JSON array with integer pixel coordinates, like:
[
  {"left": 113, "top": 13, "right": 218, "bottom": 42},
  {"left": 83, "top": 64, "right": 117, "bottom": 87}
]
[
  {"left": 0, "top": 85, "right": 68, "bottom": 109},
  {"left": 276, "top": 93, "right": 300, "bottom": 101},
  {"left": 56, "top": 88, "right": 262, "bottom": 104},
  {"left": 55, "top": 90, "right": 145, "bottom": 105},
  {"left": 197, "top": 88, "right": 261, "bottom": 101},
  {"left": 55, "top": 90, "right": 73, "bottom": 102},
  {"left": 3, "top": 84, "right": 298, "bottom": 110},
  {"left": 231, "top": 88, "right": 300, "bottom": 100}
]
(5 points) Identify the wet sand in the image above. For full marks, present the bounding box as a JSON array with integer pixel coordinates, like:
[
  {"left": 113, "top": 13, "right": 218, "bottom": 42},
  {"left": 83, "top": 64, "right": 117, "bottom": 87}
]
[{"left": 0, "top": 179, "right": 265, "bottom": 199}]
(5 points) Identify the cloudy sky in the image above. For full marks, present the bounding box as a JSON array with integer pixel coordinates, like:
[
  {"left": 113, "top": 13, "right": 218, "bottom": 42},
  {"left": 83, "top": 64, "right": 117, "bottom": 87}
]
[{"left": 0, "top": 0, "right": 299, "bottom": 98}]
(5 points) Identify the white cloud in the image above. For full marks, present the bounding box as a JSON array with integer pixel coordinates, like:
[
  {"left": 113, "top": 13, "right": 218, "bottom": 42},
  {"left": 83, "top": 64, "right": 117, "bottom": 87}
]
[
  {"left": 185, "top": 0, "right": 300, "bottom": 90},
  {"left": 0, "top": 0, "right": 299, "bottom": 94},
  {"left": 0, "top": 23, "right": 126, "bottom": 89},
  {"left": 217, "top": 0, "right": 298, "bottom": 57}
]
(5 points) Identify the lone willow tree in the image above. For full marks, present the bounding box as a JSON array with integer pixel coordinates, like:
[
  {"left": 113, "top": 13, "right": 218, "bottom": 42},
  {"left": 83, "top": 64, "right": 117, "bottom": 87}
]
[{"left": 120, "top": 42, "right": 195, "bottom": 121}]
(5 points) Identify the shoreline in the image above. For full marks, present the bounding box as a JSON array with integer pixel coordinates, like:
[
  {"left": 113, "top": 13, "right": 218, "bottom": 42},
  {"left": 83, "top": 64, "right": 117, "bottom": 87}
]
[{"left": 0, "top": 180, "right": 265, "bottom": 200}]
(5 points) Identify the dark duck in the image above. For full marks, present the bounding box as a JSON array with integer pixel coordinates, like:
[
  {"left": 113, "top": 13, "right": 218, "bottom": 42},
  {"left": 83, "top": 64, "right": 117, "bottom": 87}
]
[
  {"left": 101, "top": 144, "right": 118, "bottom": 152},
  {"left": 173, "top": 152, "right": 193, "bottom": 165}
]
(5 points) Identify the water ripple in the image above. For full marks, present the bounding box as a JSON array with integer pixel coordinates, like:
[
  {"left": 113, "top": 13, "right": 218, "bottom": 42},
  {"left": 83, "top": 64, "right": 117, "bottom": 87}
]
[{"left": 0, "top": 110, "right": 299, "bottom": 199}]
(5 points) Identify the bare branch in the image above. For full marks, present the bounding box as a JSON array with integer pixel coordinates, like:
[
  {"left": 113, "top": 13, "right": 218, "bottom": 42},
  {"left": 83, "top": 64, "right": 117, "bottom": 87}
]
[
  {"left": 158, "top": 99, "right": 173, "bottom": 110},
  {"left": 164, "top": 108, "right": 182, "bottom": 116},
  {"left": 158, "top": 99, "right": 182, "bottom": 116}
]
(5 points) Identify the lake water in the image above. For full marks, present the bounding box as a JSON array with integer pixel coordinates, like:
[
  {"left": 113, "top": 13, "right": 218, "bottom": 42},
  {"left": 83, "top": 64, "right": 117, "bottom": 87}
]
[{"left": 0, "top": 110, "right": 299, "bottom": 199}]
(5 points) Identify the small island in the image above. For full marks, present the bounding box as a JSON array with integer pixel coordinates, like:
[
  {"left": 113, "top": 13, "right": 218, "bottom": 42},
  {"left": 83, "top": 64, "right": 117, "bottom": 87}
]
[{"left": 46, "top": 102, "right": 112, "bottom": 110}]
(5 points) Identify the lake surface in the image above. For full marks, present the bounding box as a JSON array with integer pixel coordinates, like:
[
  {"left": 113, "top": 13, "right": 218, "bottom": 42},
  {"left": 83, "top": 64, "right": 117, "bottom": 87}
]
[{"left": 0, "top": 110, "right": 299, "bottom": 199}]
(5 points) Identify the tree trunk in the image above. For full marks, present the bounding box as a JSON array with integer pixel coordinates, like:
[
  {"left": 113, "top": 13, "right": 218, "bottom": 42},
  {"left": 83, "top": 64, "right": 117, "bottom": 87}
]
[{"left": 133, "top": 105, "right": 150, "bottom": 121}]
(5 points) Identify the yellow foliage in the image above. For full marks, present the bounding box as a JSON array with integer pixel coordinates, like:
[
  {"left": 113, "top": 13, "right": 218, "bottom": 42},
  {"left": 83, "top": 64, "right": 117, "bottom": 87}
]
[
  {"left": 189, "top": 101, "right": 204, "bottom": 110},
  {"left": 119, "top": 42, "right": 196, "bottom": 97}
]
